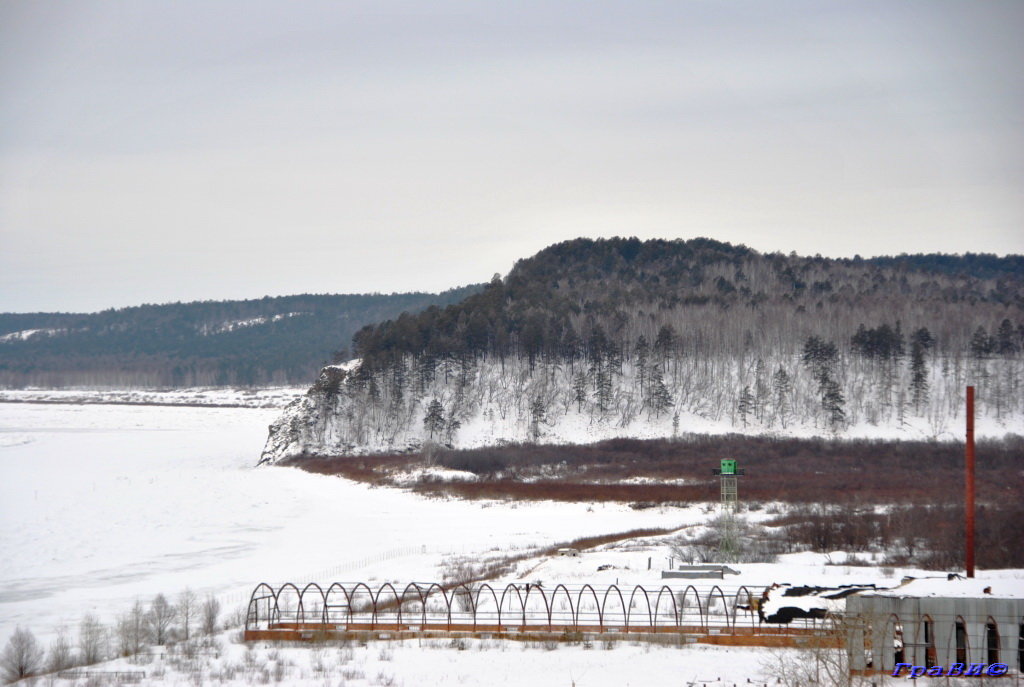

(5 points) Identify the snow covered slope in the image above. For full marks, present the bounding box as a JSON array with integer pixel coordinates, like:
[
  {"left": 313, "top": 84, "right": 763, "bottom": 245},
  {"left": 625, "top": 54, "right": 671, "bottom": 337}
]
[{"left": 259, "top": 354, "right": 1023, "bottom": 464}]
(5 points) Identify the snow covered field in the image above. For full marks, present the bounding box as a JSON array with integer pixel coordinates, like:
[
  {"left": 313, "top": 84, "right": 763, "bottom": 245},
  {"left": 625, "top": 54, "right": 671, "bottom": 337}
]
[
  {"left": 0, "top": 401, "right": 690, "bottom": 646},
  {"left": 56, "top": 637, "right": 788, "bottom": 687},
  {"left": 3, "top": 399, "right": 1022, "bottom": 685},
  {"left": 0, "top": 387, "right": 306, "bottom": 408}
]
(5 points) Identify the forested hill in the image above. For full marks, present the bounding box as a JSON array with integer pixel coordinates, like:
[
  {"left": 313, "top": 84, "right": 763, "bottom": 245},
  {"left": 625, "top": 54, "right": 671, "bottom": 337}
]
[
  {"left": 0, "top": 287, "right": 481, "bottom": 388},
  {"left": 351, "top": 237, "right": 1023, "bottom": 370},
  {"left": 261, "top": 237, "right": 1023, "bottom": 462}
]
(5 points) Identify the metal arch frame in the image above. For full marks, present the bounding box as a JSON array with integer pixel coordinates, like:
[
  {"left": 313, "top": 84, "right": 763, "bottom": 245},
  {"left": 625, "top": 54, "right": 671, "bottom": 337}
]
[
  {"left": 600, "top": 585, "right": 627, "bottom": 630},
  {"left": 449, "top": 582, "right": 477, "bottom": 623},
  {"left": 676, "top": 584, "right": 705, "bottom": 627},
  {"left": 705, "top": 585, "right": 732, "bottom": 631},
  {"left": 734, "top": 585, "right": 758, "bottom": 631},
  {"left": 626, "top": 586, "right": 652, "bottom": 630},
  {"left": 475, "top": 583, "right": 501, "bottom": 630},
  {"left": 652, "top": 585, "right": 680, "bottom": 629},
  {"left": 576, "top": 584, "right": 603, "bottom": 629},
  {"left": 548, "top": 584, "right": 575, "bottom": 630},
  {"left": 246, "top": 582, "right": 278, "bottom": 632},
  {"left": 498, "top": 583, "right": 526, "bottom": 629},
  {"left": 275, "top": 582, "right": 302, "bottom": 625},
  {"left": 414, "top": 582, "right": 452, "bottom": 628},
  {"left": 397, "top": 582, "right": 429, "bottom": 626},
  {"left": 348, "top": 582, "right": 376, "bottom": 625},
  {"left": 245, "top": 581, "right": 780, "bottom": 636},
  {"left": 523, "top": 585, "right": 551, "bottom": 631},
  {"left": 300, "top": 582, "right": 326, "bottom": 624},
  {"left": 324, "top": 582, "right": 353, "bottom": 625},
  {"left": 373, "top": 583, "right": 402, "bottom": 626}
]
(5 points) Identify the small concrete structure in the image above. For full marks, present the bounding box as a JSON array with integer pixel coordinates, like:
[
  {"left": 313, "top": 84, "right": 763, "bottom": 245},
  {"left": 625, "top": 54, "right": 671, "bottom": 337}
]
[
  {"left": 662, "top": 564, "right": 740, "bottom": 580},
  {"left": 557, "top": 548, "right": 580, "bottom": 557},
  {"left": 845, "top": 577, "right": 1024, "bottom": 673}
]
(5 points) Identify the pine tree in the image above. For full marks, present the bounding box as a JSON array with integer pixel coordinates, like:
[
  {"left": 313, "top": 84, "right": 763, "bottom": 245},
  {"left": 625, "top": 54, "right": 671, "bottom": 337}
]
[
  {"left": 911, "top": 326, "right": 935, "bottom": 351},
  {"left": 753, "top": 358, "right": 768, "bottom": 421},
  {"left": 529, "top": 397, "right": 546, "bottom": 441},
  {"left": 893, "top": 320, "right": 906, "bottom": 359},
  {"left": 367, "top": 377, "right": 381, "bottom": 407},
  {"left": 969, "top": 326, "right": 995, "bottom": 359},
  {"left": 654, "top": 324, "right": 677, "bottom": 359},
  {"left": 822, "top": 379, "right": 846, "bottom": 430},
  {"left": 593, "top": 362, "right": 613, "bottom": 414},
  {"left": 771, "top": 366, "right": 792, "bottom": 429},
  {"left": 996, "top": 318, "right": 1019, "bottom": 355},
  {"left": 802, "top": 336, "right": 838, "bottom": 389},
  {"left": 561, "top": 327, "right": 581, "bottom": 372},
  {"left": 607, "top": 340, "right": 624, "bottom": 376},
  {"left": 572, "top": 372, "right": 588, "bottom": 412},
  {"left": 389, "top": 358, "right": 407, "bottom": 410},
  {"left": 910, "top": 340, "right": 928, "bottom": 412},
  {"left": 634, "top": 334, "right": 650, "bottom": 395},
  {"left": 737, "top": 385, "right": 754, "bottom": 428},
  {"left": 648, "top": 364, "right": 673, "bottom": 418},
  {"left": 416, "top": 353, "right": 436, "bottom": 394},
  {"left": 423, "top": 399, "right": 445, "bottom": 439}
]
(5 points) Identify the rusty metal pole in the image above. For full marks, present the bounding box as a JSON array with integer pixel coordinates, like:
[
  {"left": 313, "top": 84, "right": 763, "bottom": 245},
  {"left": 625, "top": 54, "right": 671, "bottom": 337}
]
[{"left": 966, "top": 386, "right": 975, "bottom": 578}]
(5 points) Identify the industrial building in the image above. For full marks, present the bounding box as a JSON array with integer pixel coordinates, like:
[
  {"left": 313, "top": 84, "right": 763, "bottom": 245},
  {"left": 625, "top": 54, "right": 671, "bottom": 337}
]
[{"left": 845, "top": 577, "right": 1024, "bottom": 674}]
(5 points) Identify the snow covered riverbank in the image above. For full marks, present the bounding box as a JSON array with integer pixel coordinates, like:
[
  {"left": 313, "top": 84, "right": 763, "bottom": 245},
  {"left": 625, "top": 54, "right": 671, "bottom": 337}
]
[{"left": 0, "top": 402, "right": 690, "bottom": 645}]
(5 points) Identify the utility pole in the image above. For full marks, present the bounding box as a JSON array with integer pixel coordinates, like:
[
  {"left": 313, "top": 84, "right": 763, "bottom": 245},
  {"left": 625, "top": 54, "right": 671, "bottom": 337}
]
[{"left": 965, "top": 386, "right": 975, "bottom": 578}]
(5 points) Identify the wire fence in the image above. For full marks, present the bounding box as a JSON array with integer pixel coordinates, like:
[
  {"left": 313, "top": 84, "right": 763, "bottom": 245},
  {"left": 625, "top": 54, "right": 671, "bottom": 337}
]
[{"left": 243, "top": 580, "right": 781, "bottom": 635}]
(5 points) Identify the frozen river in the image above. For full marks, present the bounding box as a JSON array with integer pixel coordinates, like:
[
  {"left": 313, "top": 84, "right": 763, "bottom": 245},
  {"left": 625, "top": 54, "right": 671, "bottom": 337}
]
[{"left": 0, "top": 401, "right": 680, "bottom": 643}]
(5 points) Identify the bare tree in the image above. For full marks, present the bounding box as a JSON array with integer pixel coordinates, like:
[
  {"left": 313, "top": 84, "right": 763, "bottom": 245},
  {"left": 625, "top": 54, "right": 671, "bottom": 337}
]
[
  {"left": 78, "top": 614, "right": 106, "bottom": 665},
  {"left": 146, "top": 594, "right": 176, "bottom": 645},
  {"left": 759, "top": 613, "right": 868, "bottom": 687},
  {"left": 115, "top": 601, "right": 147, "bottom": 657},
  {"left": 46, "top": 627, "right": 75, "bottom": 673},
  {"left": 1, "top": 627, "right": 44, "bottom": 683},
  {"left": 201, "top": 595, "right": 221, "bottom": 636},
  {"left": 177, "top": 588, "right": 197, "bottom": 642}
]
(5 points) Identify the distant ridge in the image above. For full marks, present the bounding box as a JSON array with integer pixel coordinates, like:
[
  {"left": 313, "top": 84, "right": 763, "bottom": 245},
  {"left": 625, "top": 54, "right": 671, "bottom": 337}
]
[
  {"left": 0, "top": 287, "right": 482, "bottom": 388},
  {"left": 260, "top": 237, "right": 1024, "bottom": 463}
]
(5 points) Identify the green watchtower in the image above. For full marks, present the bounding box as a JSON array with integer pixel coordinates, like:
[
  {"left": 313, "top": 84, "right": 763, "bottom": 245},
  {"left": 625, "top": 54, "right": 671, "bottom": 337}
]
[
  {"left": 711, "top": 459, "right": 746, "bottom": 560},
  {"left": 712, "top": 459, "right": 745, "bottom": 512}
]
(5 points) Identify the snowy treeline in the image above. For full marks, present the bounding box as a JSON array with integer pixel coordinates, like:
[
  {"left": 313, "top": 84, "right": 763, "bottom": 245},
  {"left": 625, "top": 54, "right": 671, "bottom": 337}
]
[
  {"left": 0, "top": 590, "right": 221, "bottom": 683},
  {"left": 260, "top": 239, "right": 1024, "bottom": 462},
  {"left": 259, "top": 343, "right": 1022, "bottom": 463}
]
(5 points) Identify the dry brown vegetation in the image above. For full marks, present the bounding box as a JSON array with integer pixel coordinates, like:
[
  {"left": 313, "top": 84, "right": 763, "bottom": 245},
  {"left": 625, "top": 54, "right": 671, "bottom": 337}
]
[
  {"left": 286, "top": 433, "right": 1022, "bottom": 506},
  {"left": 287, "top": 434, "right": 1024, "bottom": 569}
]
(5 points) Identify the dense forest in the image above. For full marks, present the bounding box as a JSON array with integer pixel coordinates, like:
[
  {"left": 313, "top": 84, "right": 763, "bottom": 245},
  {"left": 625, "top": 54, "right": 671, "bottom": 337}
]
[
  {"left": 0, "top": 287, "right": 481, "bottom": 388},
  {"left": 261, "top": 238, "right": 1023, "bottom": 462},
  {"left": 350, "top": 238, "right": 1023, "bottom": 369}
]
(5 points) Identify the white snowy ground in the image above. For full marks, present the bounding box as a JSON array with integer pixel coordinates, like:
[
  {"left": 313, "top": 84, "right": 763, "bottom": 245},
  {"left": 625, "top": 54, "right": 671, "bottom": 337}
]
[
  {"left": 0, "top": 401, "right": 694, "bottom": 646},
  {"left": 3, "top": 399, "right": 1022, "bottom": 686},
  {"left": 51, "top": 637, "right": 790, "bottom": 687},
  {"left": 0, "top": 386, "right": 306, "bottom": 408}
]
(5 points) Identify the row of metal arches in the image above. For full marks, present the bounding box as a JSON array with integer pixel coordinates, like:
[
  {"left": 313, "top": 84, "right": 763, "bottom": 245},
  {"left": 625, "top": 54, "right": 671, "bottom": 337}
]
[{"left": 245, "top": 582, "right": 763, "bottom": 632}]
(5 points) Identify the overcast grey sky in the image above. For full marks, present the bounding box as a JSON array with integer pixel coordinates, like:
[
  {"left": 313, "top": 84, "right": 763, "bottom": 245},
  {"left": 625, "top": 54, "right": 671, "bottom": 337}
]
[{"left": 1, "top": 1, "right": 1022, "bottom": 312}]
